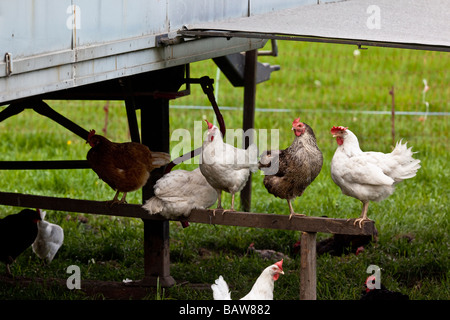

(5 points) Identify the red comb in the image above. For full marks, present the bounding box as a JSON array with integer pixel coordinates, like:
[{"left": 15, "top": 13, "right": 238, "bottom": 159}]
[
  {"left": 88, "top": 129, "right": 96, "bottom": 139},
  {"left": 330, "top": 126, "right": 348, "bottom": 134},
  {"left": 205, "top": 119, "right": 213, "bottom": 129},
  {"left": 292, "top": 117, "right": 301, "bottom": 125},
  {"left": 275, "top": 259, "right": 283, "bottom": 271}
]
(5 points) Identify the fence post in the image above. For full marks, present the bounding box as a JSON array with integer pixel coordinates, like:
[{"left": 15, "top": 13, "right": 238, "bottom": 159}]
[
  {"left": 140, "top": 97, "right": 175, "bottom": 287},
  {"left": 300, "top": 232, "right": 317, "bottom": 300}
]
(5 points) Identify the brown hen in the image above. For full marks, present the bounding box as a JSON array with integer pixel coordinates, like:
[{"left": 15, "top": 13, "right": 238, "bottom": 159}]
[{"left": 86, "top": 130, "right": 171, "bottom": 204}]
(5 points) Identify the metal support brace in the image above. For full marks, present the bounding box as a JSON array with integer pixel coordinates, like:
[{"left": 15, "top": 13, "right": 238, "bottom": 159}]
[
  {"left": 241, "top": 50, "right": 258, "bottom": 212},
  {"left": 119, "top": 78, "right": 141, "bottom": 143},
  {"left": 164, "top": 76, "right": 226, "bottom": 174},
  {"left": 0, "top": 100, "right": 89, "bottom": 140}
]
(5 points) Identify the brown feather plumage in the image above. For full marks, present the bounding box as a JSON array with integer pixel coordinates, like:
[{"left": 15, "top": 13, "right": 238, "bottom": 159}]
[
  {"left": 86, "top": 132, "right": 170, "bottom": 202},
  {"left": 259, "top": 121, "right": 323, "bottom": 217}
]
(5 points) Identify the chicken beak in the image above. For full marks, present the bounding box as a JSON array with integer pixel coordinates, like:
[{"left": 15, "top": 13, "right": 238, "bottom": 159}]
[{"left": 280, "top": 270, "right": 285, "bottom": 275}]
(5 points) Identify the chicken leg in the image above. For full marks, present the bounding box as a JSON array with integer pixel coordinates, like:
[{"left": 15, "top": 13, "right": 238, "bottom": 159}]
[
  {"left": 353, "top": 201, "right": 372, "bottom": 228},
  {"left": 5, "top": 256, "right": 13, "bottom": 277},
  {"left": 288, "top": 199, "right": 305, "bottom": 220},
  {"left": 108, "top": 191, "right": 127, "bottom": 206},
  {"left": 230, "top": 193, "right": 236, "bottom": 211},
  {"left": 212, "top": 190, "right": 223, "bottom": 216},
  {"left": 212, "top": 191, "right": 235, "bottom": 216}
]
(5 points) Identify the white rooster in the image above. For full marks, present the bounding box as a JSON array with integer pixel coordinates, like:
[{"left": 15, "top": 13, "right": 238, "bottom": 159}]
[
  {"left": 330, "top": 126, "right": 421, "bottom": 227},
  {"left": 32, "top": 210, "right": 64, "bottom": 263},
  {"left": 142, "top": 167, "right": 218, "bottom": 219},
  {"left": 200, "top": 119, "right": 259, "bottom": 211},
  {"left": 211, "top": 259, "right": 284, "bottom": 300}
]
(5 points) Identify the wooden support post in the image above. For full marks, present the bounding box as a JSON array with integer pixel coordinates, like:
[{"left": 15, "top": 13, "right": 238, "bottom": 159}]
[
  {"left": 300, "top": 232, "right": 317, "bottom": 300},
  {"left": 142, "top": 219, "right": 174, "bottom": 286},
  {"left": 241, "top": 49, "right": 257, "bottom": 212},
  {"left": 140, "top": 97, "right": 175, "bottom": 287}
]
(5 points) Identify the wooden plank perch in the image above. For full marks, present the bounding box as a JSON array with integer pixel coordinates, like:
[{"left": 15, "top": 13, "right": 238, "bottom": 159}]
[
  {"left": 0, "top": 191, "right": 376, "bottom": 299},
  {"left": 0, "top": 191, "right": 376, "bottom": 235},
  {"left": 189, "top": 209, "right": 376, "bottom": 235}
]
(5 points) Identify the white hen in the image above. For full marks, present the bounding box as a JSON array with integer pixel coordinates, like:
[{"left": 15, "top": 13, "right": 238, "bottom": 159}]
[
  {"left": 142, "top": 168, "right": 217, "bottom": 219},
  {"left": 330, "top": 126, "right": 421, "bottom": 227},
  {"left": 212, "top": 259, "right": 284, "bottom": 300},
  {"left": 32, "top": 210, "right": 64, "bottom": 263},
  {"left": 200, "top": 119, "right": 259, "bottom": 211}
]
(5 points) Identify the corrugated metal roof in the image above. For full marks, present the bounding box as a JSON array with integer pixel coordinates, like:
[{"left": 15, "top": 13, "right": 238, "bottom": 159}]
[{"left": 182, "top": 0, "right": 450, "bottom": 52}]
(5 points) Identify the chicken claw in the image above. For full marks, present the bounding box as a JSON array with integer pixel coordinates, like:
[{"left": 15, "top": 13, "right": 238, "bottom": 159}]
[
  {"left": 289, "top": 213, "right": 306, "bottom": 220},
  {"left": 211, "top": 207, "right": 233, "bottom": 216},
  {"left": 107, "top": 191, "right": 127, "bottom": 206},
  {"left": 211, "top": 207, "right": 221, "bottom": 217},
  {"left": 287, "top": 199, "right": 305, "bottom": 220},
  {"left": 353, "top": 217, "right": 373, "bottom": 228},
  {"left": 352, "top": 201, "right": 372, "bottom": 228}
]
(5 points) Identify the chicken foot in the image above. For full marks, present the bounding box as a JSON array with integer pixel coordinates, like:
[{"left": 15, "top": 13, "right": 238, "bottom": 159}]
[
  {"left": 108, "top": 191, "right": 127, "bottom": 206},
  {"left": 212, "top": 191, "right": 235, "bottom": 216},
  {"left": 288, "top": 199, "right": 305, "bottom": 220},
  {"left": 353, "top": 201, "right": 373, "bottom": 228}
]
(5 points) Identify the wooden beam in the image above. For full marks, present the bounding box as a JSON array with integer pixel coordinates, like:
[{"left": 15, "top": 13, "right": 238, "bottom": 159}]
[
  {"left": 0, "top": 191, "right": 152, "bottom": 219},
  {"left": 0, "top": 160, "right": 90, "bottom": 170},
  {"left": 189, "top": 209, "right": 376, "bottom": 235},
  {"left": 140, "top": 97, "right": 174, "bottom": 287},
  {"left": 0, "top": 191, "right": 376, "bottom": 236},
  {"left": 300, "top": 232, "right": 317, "bottom": 300}
]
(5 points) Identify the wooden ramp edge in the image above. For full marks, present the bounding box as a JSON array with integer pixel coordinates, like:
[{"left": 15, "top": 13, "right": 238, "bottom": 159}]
[{"left": 0, "top": 191, "right": 376, "bottom": 235}]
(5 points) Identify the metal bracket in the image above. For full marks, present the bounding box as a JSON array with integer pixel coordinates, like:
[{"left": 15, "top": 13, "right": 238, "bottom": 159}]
[
  {"left": 164, "top": 75, "right": 226, "bottom": 174},
  {"left": 258, "top": 39, "right": 279, "bottom": 57},
  {"left": 5, "top": 52, "right": 13, "bottom": 76},
  {"left": 357, "top": 44, "right": 369, "bottom": 50},
  {"left": 156, "top": 32, "right": 185, "bottom": 47}
]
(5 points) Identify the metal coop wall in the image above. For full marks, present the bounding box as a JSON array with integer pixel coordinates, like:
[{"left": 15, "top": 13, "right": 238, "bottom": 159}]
[{"left": 1, "top": 0, "right": 446, "bottom": 299}]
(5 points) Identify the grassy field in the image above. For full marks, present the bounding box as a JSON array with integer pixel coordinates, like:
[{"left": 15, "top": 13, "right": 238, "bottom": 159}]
[{"left": 0, "top": 41, "right": 448, "bottom": 300}]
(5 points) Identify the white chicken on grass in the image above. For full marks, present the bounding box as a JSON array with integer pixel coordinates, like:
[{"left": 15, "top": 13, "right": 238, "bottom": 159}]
[
  {"left": 330, "top": 126, "right": 421, "bottom": 228},
  {"left": 142, "top": 168, "right": 218, "bottom": 219},
  {"left": 211, "top": 259, "right": 284, "bottom": 300},
  {"left": 200, "top": 119, "right": 259, "bottom": 212},
  {"left": 32, "top": 210, "right": 64, "bottom": 263}
]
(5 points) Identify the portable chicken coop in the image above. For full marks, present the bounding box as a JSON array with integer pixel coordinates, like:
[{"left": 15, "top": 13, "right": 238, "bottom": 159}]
[{"left": 0, "top": 0, "right": 448, "bottom": 299}]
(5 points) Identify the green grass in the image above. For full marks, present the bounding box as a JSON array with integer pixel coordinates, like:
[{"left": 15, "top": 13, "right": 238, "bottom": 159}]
[{"left": 0, "top": 41, "right": 448, "bottom": 300}]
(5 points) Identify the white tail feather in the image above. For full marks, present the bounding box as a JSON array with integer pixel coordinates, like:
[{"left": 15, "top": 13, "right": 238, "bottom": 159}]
[
  {"left": 211, "top": 275, "right": 232, "bottom": 300},
  {"left": 391, "top": 140, "right": 421, "bottom": 182},
  {"left": 143, "top": 197, "right": 164, "bottom": 214}
]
